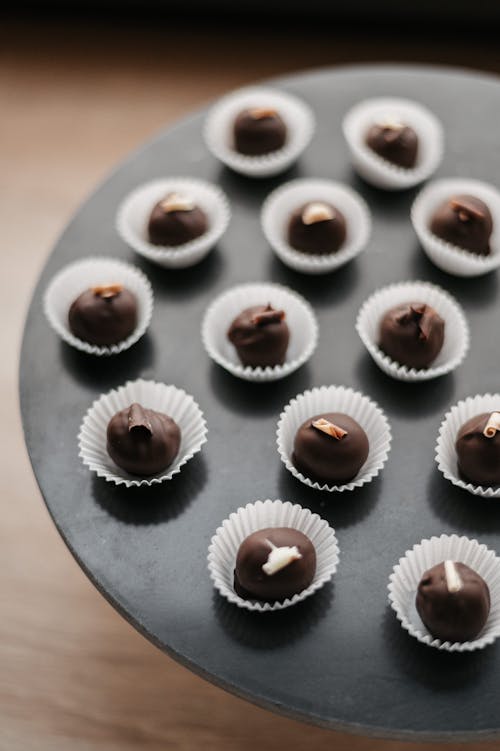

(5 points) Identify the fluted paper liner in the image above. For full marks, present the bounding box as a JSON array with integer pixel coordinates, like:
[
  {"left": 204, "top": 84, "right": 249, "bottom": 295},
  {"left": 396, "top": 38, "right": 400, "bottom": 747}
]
[
  {"left": 388, "top": 534, "right": 500, "bottom": 651},
  {"left": 204, "top": 86, "right": 315, "bottom": 178},
  {"left": 44, "top": 257, "right": 154, "bottom": 356},
  {"left": 261, "top": 178, "right": 371, "bottom": 275},
  {"left": 201, "top": 282, "right": 318, "bottom": 382},
  {"left": 343, "top": 97, "right": 443, "bottom": 191},
  {"left": 411, "top": 178, "right": 500, "bottom": 277},
  {"left": 436, "top": 393, "right": 500, "bottom": 498},
  {"left": 116, "top": 177, "right": 230, "bottom": 269},
  {"left": 78, "top": 379, "right": 207, "bottom": 487},
  {"left": 356, "top": 280, "right": 469, "bottom": 382},
  {"left": 208, "top": 499, "right": 339, "bottom": 612},
  {"left": 277, "top": 385, "right": 391, "bottom": 492}
]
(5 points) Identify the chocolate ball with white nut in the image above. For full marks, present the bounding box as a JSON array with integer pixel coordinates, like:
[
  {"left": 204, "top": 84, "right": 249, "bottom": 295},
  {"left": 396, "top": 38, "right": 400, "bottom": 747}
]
[
  {"left": 429, "top": 194, "right": 493, "bottom": 256},
  {"left": 234, "top": 527, "right": 316, "bottom": 602},
  {"left": 365, "top": 120, "right": 418, "bottom": 169},
  {"left": 379, "top": 302, "right": 445, "bottom": 370},
  {"left": 293, "top": 413, "right": 369, "bottom": 485},
  {"left": 233, "top": 107, "right": 287, "bottom": 156},
  {"left": 288, "top": 201, "right": 347, "bottom": 255},
  {"left": 107, "top": 402, "right": 181, "bottom": 476},
  {"left": 456, "top": 411, "right": 500, "bottom": 486},
  {"left": 68, "top": 283, "right": 138, "bottom": 346},
  {"left": 147, "top": 192, "right": 208, "bottom": 246},
  {"left": 416, "top": 560, "right": 490, "bottom": 643},
  {"left": 227, "top": 304, "right": 290, "bottom": 368}
]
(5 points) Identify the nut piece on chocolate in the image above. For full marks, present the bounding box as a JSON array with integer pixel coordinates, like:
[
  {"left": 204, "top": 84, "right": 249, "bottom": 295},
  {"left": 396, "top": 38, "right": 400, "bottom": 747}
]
[
  {"left": 227, "top": 304, "right": 289, "bottom": 368},
  {"left": 365, "top": 120, "right": 418, "bottom": 169},
  {"left": 68, "top": 283, "right": 138, "bottom": 346},
  {"left": 147, "top": 192, "right": 208, "bottom": 246},
  {"left": 456, "top": 411, "right": 500, "bottom": 486},
  {"left": 287, "top": 201, "right": 346, "bottom": 255},
  {"left": 379, "top": 302, "right": 445, "bottom": 370},
  {"left": 233, "top": 107, "right": 287, "bottom": 156},
  {"left": 416, "top": 560, "right": 490, "bottom": 642},
  {"left": 429, "top": 195, "right": 493, "bottom": 256},
  {"left": 234, "top": 527, "right": 316, "bottom": 602}
]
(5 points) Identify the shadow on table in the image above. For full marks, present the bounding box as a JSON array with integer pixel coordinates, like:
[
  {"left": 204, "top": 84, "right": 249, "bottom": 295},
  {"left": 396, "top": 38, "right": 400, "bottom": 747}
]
[{"left": 427, "top": 470, "right": 500, "bottom": 535}]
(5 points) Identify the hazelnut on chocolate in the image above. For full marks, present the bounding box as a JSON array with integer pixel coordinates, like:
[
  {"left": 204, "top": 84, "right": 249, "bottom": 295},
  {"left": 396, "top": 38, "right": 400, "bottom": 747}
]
[
  {"left": 68, "top": 283, "right": 138, "bottom": 346},
  {"left": 227, "top": 304, "right": 289, "bottom": 368},
  {"left": 148, "top": 192, "right": 208, "bottom": 246},
  {"left": 233, "top": 107, "right": 287, "bottom": 156},
  {"left": 288, "top": 201, "right": 346, "bottom": 255},
  {"left": 429, "top": 195, "right": 493, "bottom": 256}
]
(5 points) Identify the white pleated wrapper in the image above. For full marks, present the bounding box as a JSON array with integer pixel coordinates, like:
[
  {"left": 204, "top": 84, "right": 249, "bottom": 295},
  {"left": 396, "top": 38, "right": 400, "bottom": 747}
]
[
  {"left": 78, "top": 379, "right": 207, "bottom": 487},
  {"left": 411, "top": 178, "right": 500, "bottom": 277},
  {"left": 261, "top": 178, "right": 371, "bottom": 275},
  {"left": 116, "top": 177, "right": 230, "bottom": 269},
  {"left": 203, "top": 86, "right": 315, "bottom": 178},
  {"left": 276, "top": 385, "right": 391, "bottom": 493},
  {"left": 342, "top": 97, "right": 443, "bottom": 190},
  {"left": 436, "top": 393, "right": 500, "bottom": 498},
  {"left": 356, "top": 281, "right": 469, "bottom": 382},
  {"left": 388, "top": 534, "right": 500, "bottom": 652},
  {"left": 43, "top": 257, "right": 154, "bottom": 356},
  {"left": 208, "top": 499, "right": 339, "bottom": 612},
  {"left": 201, "top": 282, "right": 318, "bottom": 382}
]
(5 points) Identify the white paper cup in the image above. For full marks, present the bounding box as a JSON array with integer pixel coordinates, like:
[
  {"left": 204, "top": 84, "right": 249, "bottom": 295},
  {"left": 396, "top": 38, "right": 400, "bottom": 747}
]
[
  {"left": 78, "top": 379, "right": 207, "bottom": 487},
  {"left": 116, "top": 177, "right": 230, "bottom": 269},
  {"left": 261, "top": 178, "right": 371, "bottom": 275},
  {"left": 388, "top": 534, "right": 500, "bottom": 651},
  {"left": 342, "top": 97, "right": 443, "bottom": 191},
  {"left": 208, "top": 498, "right": 339, "bottom": 612},
  {"left": 356, "top": 281, "right": 469, "bottom": 382},
  {"left": 411, "top": 178, "right": 500, "bottom": 277},
  {"left": 201, "top": 282, "right": 318, "bottom": 382},
  {"left": 277, "top": 385, "right": 391, "bottom": 493},
  {"left": 43, "top": 257, "right": 154, "bottom": 356},
  {"left": 436, "top": 393, "right": 500, "bottom": 498},
  {"left": 204, "top": 86, "right": 315, "bottom": 178}
]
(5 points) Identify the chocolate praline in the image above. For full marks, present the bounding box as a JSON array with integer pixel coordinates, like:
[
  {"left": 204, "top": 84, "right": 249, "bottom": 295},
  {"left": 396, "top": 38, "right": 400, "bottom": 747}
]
[
  {"left": 416, "top": 560, "right": 490, "bottom": 642},
  {"left": 234, "top": 527, "right": 316, "bottom": 602},
  {"left": 106, "top": 402, "right": 181, "bottom": 476},
  {"left": 293, "top": 413, "right": 369, "bottom": 485},
  {"left": 379, "top": 302, "right": 445, "bottom": 370},
  {"left": 227, "top": 304, "right": 289, "bottom": 368},
  {"left": 233, "top": 107, "right": 287, "bottom": 156},
  {"left": 147, "top": 192, "right": 208, "bottom": 246},
  {"left": 365, "top": 121, "right": 418, "bottom": 169},
  {"left": 288, "top": 201, "right": 346, "bottom": 255},
  {"left": 68, "top": 283, "right": 137, "bottom": 346},
  {"left": 429, "top": 195, "right": 493, "bottom": 256},
  {"left": 456, "top": 411, "right": 500, "bottom": 486}
]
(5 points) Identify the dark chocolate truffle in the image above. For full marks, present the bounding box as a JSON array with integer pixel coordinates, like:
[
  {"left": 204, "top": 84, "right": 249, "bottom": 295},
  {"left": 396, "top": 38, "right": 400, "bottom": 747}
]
[
  {"left": 107, "top": 402, "right": 181, "bottom": 476},
  {"left": 379, "top": 302, "right": 445, "bottom": 370},
  {"left": 456, "top": 411, "right": 500, "bottom": 486},
  {"left": 288, "top": 201, "right": 346, "bottom": 255},
  {"left": 68, "top": 283, "right": 138, "bottom": 346},
  {"left": 293, "top": 413, "right": 369, "bottom": 485},
  {"left": 147, "top": 192, "right": 208, "bottom": 246},
  {"left": 234, "top": 527, "right": 316, "bottom": 602},
  {"left": 233, "top": 107, "right": 287, "bottom": 156},
  {"left": 365, "top": 120, "right": 418, "bottom": 169},
  {"left": 227, "top": 304, "right": 290, "bottom": 368},
  {"left": 416, "top": 560, "right": 490, "bottom": 642},
  {"left": 429, "top": 195, "right": 493, "bottom": 256}
]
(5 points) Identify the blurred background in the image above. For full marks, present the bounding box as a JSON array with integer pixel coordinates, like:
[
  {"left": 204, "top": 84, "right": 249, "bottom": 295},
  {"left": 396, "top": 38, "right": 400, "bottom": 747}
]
[{"left": 2, "top": 8, "right": 500, "bottom": 750}]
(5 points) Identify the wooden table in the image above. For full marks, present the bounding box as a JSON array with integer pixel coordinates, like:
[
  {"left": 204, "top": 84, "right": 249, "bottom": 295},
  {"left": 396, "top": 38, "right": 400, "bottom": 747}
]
[{"left": 3, "top": 17, "right": 500, "bottom": 750}]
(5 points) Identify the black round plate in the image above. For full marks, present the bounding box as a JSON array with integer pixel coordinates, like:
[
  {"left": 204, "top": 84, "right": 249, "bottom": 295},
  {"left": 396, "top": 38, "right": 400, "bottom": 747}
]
[{"left": 20, "top": 65, "right": 500, "bottom": 741}]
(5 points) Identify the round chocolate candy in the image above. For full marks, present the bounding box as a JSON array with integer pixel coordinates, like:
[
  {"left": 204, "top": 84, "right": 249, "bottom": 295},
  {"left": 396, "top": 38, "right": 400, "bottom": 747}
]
[
  {"left": 416, "top": 560, "right": 490, "bottom": 642},
  {"left": 68, "top": 283, "right": 138, "bottom": 346},
  {"left": 429, "top": 194, "right": 493, "bottom": 256},
  {"left": 234, "top": 527, "right": 316, "bottom": 602},
  {"left": 233, "top": 107, "right": 287, "bottom": 156},
  {"left": 287, "top": 201, "right": 346, "bottom": 255},
  {"left": 292, "top": 413, "right": 369, "bottom": 485},
  {"left": 456, "top": 411, "right": 500, "bottom": 486},
  {"left": 365, "top": 121, "right": 418, "bottom": 168},
  {"left": 379, "top": 302, "right": 444, "bottom": 370},
  {"left": 147, "top": 192, "right": 208, "bottom": 246},
  {"left": 107, "top": 402, "right": 181, "bottom": 476},
  {"left": 227, "top": 304, "right": 290, "bottom": 368}
]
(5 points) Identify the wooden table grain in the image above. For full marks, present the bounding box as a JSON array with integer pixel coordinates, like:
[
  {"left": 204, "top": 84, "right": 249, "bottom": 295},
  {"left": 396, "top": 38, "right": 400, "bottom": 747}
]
[{"left": 2, "top": 18, "right": 500, "bottom": 750}]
